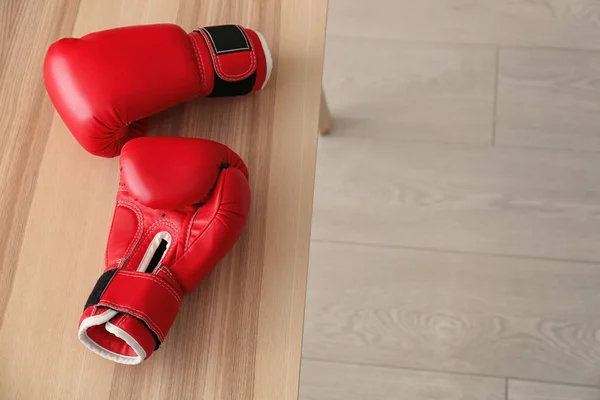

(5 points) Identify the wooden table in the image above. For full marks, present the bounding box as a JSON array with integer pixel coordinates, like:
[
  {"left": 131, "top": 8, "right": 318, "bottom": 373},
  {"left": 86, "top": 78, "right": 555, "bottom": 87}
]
[{"left": 0, "top": 0, "right": 328, "bottom": 398}]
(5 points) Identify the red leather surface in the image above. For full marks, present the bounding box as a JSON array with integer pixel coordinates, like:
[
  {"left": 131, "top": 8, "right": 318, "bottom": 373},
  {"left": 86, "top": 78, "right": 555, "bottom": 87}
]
[
  {"left": 188, "top": 32, "right": 214, "bottom": 97},
  {"left": 120, "top": 137, "right": 243, "bottom": 210},
  {"left": 171, "top": 167, "right": 251, "bottom": 293},
  {"left": 44, "top": 24, "right": 202, "bottom": 157},
  {"left": 44, "top": 24, "right": 271, "bottom": 158},
  {"left": 80, "top": 137, "right": 251, "bottom": 362}
]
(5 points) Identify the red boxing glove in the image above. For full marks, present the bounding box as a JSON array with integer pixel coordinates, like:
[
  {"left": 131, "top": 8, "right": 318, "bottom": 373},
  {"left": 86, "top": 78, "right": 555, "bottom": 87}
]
[
  {"left": 44, "top": 24, "right": 272, "bottom": 157},
  {"left": 78, "top": 137, "right": 251, "bottom": 364}
]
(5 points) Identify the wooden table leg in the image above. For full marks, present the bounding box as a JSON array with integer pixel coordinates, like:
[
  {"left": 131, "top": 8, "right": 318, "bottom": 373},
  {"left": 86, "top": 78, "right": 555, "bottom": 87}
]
[{"left": 319, "top": 90, "right": 332, "bottom": 135}]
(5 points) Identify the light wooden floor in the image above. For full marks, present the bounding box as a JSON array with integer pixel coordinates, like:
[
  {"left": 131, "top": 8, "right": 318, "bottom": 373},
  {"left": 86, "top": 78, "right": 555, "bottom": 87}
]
[{"left": 300, "top": 1, "right": 600, "bottom": 399}]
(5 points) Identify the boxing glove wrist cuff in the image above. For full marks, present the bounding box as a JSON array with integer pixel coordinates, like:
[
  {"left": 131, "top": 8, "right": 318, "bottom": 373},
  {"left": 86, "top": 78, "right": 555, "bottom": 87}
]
[
  {"left": 78, "top": 267, "right": 182, "bottom": 364},
  {"left": 190, "top": 25, "right": 272, "bottom": 97}
]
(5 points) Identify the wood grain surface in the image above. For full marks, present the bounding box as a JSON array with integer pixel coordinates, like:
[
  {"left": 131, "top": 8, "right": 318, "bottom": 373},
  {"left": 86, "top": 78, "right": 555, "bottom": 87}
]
[
  {"left": 327, "top": 0, "right": 600, "bottom": 50},
  {"left": 0, "top": 0, "right": 327, "bottom": 399},
  {"left": 0, "top": 0, "right": 81, "bottom": 331},
  {"left": 303, "top": 241, "right": 600, "bottom": 385},
  {"left": 322, "top": 36, "right": 496, "bottom": 144},
  {"left": 497, "top": 48, "right": 600, "bottom": 151},
  {"left": 299, "top": 359, "right": 505, "bottom": 400},
  {"left": 508, "top": 380, "right": 600, "bottom": 400},
  {"left": 311, "top": 137, "right": 600, "bottom": 262},
  {"left": 300, "top": 0, "right": 600, "bottom": 398}
]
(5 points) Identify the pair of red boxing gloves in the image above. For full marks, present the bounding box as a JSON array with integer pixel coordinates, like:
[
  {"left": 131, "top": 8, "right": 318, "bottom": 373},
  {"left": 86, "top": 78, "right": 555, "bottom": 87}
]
[{"left": 44, "top": 23, "right": 272, "bottom": 364}]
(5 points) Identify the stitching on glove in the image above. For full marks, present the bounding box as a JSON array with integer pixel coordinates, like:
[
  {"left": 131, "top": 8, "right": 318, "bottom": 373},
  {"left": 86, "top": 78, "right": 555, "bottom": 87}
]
[
  {"left": 113, "top": 313, "right": 128, "bottom": 327},
  {"left": 117, "top": 201, "right": 144, "bottom": 265},
  {"left": 185, "top": 207, "right": 202, "bottom": 251},
  {"left": 199, "top": 28, "right": 256, "bottom": 81},
  {"left": 185, "top": 171, "right": 226, "bottom": 251},
  {"left": 157, "top": 265, "right": 178, "bottom": 283},
  {"left": 99, "top": 300, "right": 166, "bottom": 340},
  {"left": 104, "top": 202, "right": 144, "bottom": 267},
  {"left": 117, "top": 270, "right": 182, "bottom": 305},
  {"left": 189, "top": 33, "right": 208, "bottom": 93}
]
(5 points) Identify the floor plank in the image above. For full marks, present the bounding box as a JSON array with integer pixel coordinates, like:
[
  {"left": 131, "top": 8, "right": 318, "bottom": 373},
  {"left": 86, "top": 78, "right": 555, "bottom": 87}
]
[
  {"left": 302, "top": 241, "right": 600, "bottom": 386},
  {"left": 311, "top": 137, "right": 600, "bottom": 262},
  {"left": 508, "top": 380, "right": 600, "bottom": 400},
  {"left": 327, "top": 0, "right": 600, "bottom": 50},
  {"left": 299, "top": 359, "right": 505, "bottom": 400},
  {"left": 323, "top": 36, "right": 495, "bottom": 144},
  {"left": 496, "top": 48, "right": 600, "bottom": 152}
]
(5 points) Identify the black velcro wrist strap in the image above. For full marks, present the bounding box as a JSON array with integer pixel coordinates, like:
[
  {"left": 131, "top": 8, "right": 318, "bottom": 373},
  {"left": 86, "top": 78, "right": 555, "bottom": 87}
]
[
  {"left": 202, "top": 25, "right": 251, "bottom": 54},
  {"left": 195, "top": 25, "right": 258, "bottom": 97}
]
